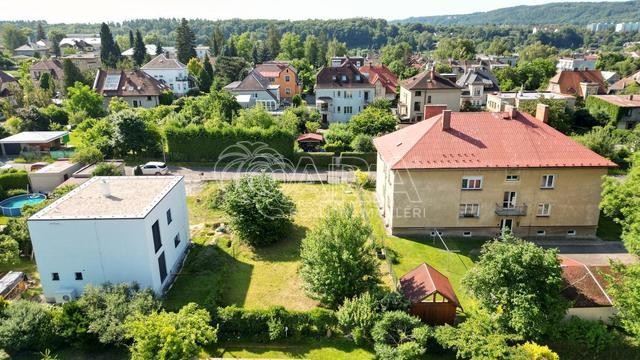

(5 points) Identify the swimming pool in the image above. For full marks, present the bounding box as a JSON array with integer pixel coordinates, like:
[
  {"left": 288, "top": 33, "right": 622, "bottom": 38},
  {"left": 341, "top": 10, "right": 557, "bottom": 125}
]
[{"left": 0, "top": 194, "right": 47, "bottom": 217}]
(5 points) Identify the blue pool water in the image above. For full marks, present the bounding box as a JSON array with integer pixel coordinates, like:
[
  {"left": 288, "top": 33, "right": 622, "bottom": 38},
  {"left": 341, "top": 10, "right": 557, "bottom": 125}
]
[{"left": 0, "top": 194, "right": 47, "bottom": 217}]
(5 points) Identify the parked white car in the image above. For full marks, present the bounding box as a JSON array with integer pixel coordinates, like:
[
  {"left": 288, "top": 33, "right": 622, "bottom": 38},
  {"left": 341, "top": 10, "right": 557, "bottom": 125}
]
[{"left": 140, "top": 162, "right": 169, "bottom": 175}]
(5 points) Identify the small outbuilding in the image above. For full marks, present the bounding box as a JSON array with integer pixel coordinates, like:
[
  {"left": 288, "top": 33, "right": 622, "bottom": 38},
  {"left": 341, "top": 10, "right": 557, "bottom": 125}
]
[
  {"left": 28, "top": 160, "right": 84, "bottom": 193},
  {"left": 297, "top": 133, "right": 325, "bottom": 152},
  {"left": 0, "top": 131, "right": 69, "bottom": 156},
  {"left": 0, "top": 271, "right": 28, "bottom": 299},
  {"left": 561, "top": 256, "right": 616, "bottom": 324},
  {"left": 399, "top": 263, "right": 462, "bottom": 325}
]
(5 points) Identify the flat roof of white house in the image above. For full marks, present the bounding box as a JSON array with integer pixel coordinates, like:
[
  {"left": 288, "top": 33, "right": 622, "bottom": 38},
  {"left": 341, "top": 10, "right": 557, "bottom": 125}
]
[
  {"left": 30, "top": 176, "right": 183, "bottom": 220},
  {"left": 0, "top": 131, "right": 68, "bottom": 144},
  {"left": 33, "top": 160, "right": 77, "bottom": 174}
]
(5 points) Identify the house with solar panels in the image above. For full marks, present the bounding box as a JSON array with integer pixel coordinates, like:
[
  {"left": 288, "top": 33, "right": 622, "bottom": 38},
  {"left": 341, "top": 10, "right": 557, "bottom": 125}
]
[
  {"left": 373, "top": 105, "right": 616, "bottom": 238},
  {"left": 93, "top": 69, "right": 170, "bottom": 109}
]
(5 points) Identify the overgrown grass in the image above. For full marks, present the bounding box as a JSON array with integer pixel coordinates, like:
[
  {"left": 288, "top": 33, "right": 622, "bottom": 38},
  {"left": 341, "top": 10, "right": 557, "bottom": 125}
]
[{"left": 210, "top": 338, "right": 374, "bottom": 359}]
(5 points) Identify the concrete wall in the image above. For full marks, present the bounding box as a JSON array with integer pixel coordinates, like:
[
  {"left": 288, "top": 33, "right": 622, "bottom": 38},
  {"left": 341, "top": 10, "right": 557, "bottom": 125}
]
[
  {"left": 29, "top": 163, "right": 84, "bottom": 193},
  {"left": 566, "top": 307, "right": 616, "bottom": 324},
  {"left": 376, "top": 165, "right": 607, "bottom": 238}
]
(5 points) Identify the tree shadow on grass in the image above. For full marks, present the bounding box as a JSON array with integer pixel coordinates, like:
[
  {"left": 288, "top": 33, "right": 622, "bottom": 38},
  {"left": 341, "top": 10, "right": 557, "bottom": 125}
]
[
  {"left": 249, "top": 223, "right": 308, "bottom": 263},
  {"left": 163, "top": 241, "right": 253, "bottom": 311},
  {"left": 210, "top": 338, "right": 374, "bottom": 359}
]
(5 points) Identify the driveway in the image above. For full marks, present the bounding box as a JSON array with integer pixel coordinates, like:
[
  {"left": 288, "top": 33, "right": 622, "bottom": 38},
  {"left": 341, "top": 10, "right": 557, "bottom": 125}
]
[{"left": 534, "top": 239, "right": 637, "bottom": 266}]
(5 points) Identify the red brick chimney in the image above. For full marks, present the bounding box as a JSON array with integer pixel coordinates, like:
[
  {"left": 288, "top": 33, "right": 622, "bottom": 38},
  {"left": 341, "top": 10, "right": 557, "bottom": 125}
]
[
  {"left": 535, "top": 103, "right": 550, "bottom": 123},
  {"left": 442, "top": 110, "right": 452, "bottom": 131},
  {"left": 424, "top": 104, "right": 447, "bottom": 120}
]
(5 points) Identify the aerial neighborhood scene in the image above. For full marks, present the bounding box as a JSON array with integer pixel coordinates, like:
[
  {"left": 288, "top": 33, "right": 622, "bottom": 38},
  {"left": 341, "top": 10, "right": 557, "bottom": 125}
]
[{"left": 3, "top": 0, "right": 640, "bottom": 359}]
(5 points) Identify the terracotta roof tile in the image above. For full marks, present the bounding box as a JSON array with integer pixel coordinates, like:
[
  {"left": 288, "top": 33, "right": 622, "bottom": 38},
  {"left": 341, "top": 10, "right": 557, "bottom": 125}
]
[
  {"left": 359, "top": 64, "right": 398, "bottom": 94},
  {"left": 400, "top": 263, "right": 461, "bottom": 308},
  {"left": 374, "top": 111, "right": 616, "bottom": 170},
  {"left": 401, "top": 69, "right": 460, "bottom": 90},
  {"left": 93, "top": 69, "right": 169, "bottom": 97},
  {"left": 560, "top": 257, "right": 613, "bottom": 308},
  {"left": 548, "top": 69, "right": 607, "bottom": 97}
]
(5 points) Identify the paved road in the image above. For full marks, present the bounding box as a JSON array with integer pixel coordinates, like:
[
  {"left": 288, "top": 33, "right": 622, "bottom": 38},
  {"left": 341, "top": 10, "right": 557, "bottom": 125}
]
[{"left": 534, "top": 239, "right": 636, "bottom": 265}]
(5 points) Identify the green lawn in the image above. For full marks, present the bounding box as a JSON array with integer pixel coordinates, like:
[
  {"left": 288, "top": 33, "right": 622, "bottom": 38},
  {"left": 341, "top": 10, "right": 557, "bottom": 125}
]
[{"left": 210, "top": 339, "right": 374, "bottom": 359}]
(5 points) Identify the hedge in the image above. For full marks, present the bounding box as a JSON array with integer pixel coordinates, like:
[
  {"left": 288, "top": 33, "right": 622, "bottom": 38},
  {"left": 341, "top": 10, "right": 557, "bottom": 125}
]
[
  {"left": 292, "top": 152, "right": 377, "bottom": 170},
  {"left": 214, "top": 305, "right": 337, "bottom": 342},
  {"left": 0, "top": 170, "right": 29, "bottom": 191},
  {"left": 340, "top": 152, "right": 377, "bottom": 169},
  {"left": 293, "top": 152, "right": 335, "bottom": 169},
  {"left": 165, "top": 126, "right": 296, "bottom": 162}
]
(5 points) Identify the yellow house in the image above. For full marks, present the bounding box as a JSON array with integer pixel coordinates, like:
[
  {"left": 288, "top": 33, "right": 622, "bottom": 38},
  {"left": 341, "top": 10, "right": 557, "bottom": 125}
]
[
  {"left": 254, "top": 61, "right": 302, "bottom": 103},
  {"left": 373, "top": 105, "right": 616, "bottom": 238},
  {"left": 397, "top": 69, "right": 461, "bottom": 123}
]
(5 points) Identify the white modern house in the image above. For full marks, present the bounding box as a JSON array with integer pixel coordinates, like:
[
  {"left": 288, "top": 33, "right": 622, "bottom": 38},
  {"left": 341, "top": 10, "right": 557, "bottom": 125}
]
[
  {"left": 142, "top": 54, "right": 191, "bottom": 96},
  {"left": 28, "top": 176, "right": 190, "bottom": 303}
]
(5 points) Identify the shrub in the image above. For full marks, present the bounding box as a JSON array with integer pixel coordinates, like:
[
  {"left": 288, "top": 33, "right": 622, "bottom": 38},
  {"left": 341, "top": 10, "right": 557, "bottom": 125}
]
[
  {"left": 52, "top": 301, "right": 95, "bottom": 348},
  {"left": 511, "top": 342, "right": 559, "bottom": 360},
  {"left": 6, "top": 189, "right": 28, "bottom": 197},
  {"left": 0, "top": 300, "right": 55, "bottom": 352},
  {"left": 371, "top": 311, "right": 431, "bottom": 360},
  {"left": 91, "top": 163, "right": 122, "bottom": 176},
  {"left": 337, "top": 292, "right": 378, "bottom": 345},
  {"left": 305, "top": 121, "right": 320, "bottom": 133},
  {"left": 71, "top": 146, "right": 104, "bottom": 165},
  {"left": 0, "top": 170, "right": 28, "bottom": 191},
  {"left": 354, "top": 169, "right": 375, "bottom": 189},
  {"left": 351, "top": 134, "right": 375, "bottom": 152},
  {"left": 222, "top": 174, "right": 295, "bottom": 247},
  {"left": 548, "top": 316, "right": 614, "bottom": 355},
  {"left": 340, "top": 152, "right": 377, "bottom": 170},
  {"left": 300, "top": 205, "right": 380, "bottom": 308}
]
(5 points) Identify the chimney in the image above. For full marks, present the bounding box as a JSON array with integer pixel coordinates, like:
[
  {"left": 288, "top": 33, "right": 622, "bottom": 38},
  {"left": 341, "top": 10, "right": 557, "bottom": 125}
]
[
  {"left": 424, "top": 104, "right": 447, "bottom": 120},
  {"left": 100, "top": 179, "right": 111, "bottom": 198},
  {"left": 535, "top": 103, "right": 550, "bottom": 123},
  {"left": 442, "top": 110, "right": 451, "bottom": 131},
  {"left": 505, "top": 104, "right": 517, "bottom": 120}
]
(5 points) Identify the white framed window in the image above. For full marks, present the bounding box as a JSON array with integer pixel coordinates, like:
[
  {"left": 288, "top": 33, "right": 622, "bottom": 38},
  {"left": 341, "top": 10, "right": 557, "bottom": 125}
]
[
  {"left": 344, "top": 106, "right": 353, "bottom": 114},
  {"left": 537, "top": 203, "right": 551, "bottom": 217},
  {"left": 345, "top": 90, "right": 353, "bottom": 99},
  {"left": 541, "top": 174, "right": 556, "bottom": 189},
  {"left": 536, "top": 230, "right": 546, "bottom": 236},
  {"left": 461, "top": 176, "right": 483, "bottom": 190},
  {"left": 506, "top": 174, "right": 519, "bottom": 182},
  {"left": 567, "top": 230, "right": 577, "bottom": 236},
  {"left": 463, "top": 231, "right": 472, "bottom": 237},
  {"left": 459, "top": 204, "right": 480, "bottom": 218}
]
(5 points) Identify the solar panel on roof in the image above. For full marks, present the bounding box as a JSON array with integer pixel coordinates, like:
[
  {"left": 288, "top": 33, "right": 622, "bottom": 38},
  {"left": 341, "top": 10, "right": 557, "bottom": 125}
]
[{"left": 103, "top": 74, "right": 121, "bottom": 90}]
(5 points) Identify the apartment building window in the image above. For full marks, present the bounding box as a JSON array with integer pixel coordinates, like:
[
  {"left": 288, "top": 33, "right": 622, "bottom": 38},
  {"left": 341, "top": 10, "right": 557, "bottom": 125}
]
[
  {"left": 158, "top": 252, "right": 167, "bottom": 283},
  {"left": 152, "top": 220, "right": 162, "bottom": 253},
  {"left": 337, "top": 91, "right": 341, "bottom": 97},
  {"left": 536, "top": 230, "right": 546, "bottom": 236},
  {"left": 166, "top": 209, "right": 172, "bottom": 225},
  {"left": 285, "top": 75, "right": 290, "bottom": 82},
  {"left": 503, "top": 192, "right": 517, "bottom": 208},
  {"left": 52, "top": 273, "right": 60, "bottom": 281},
  {"left": 537, "top": 203, "right": 551, "bottom": 217},
  {"left": 462, "top": 231, "right": 472, "bottom": 237},
  {"left": 337, "top": 106, "right": 341, "bottom": 113},
  {"left": 459, "top": 204, "right": 480, "bottom": 218},
  {"left": 413, "top": 101, "right": 421, "bottom": 111},
  {"left": 567, "top": 230, "right": 577, "bottom": 236},
  {"left": 461, "top": 176, "right": 483, "bottom": 190},
  {"left": 174, "top": 233, "right": 181, "bottom": 247},
  {"left": 344, "top": 106, "right": 353, "bottom": 114},
  {"left": 345, "top": 91, "right": 353, "bottom": 99},
  {"left": 506, "top": 174, "right": 519, "bottom": 182},
  {"left": 541, "top": 174, "right": 556, "bottom": 189},
  {"left": 427, "top": 95, "right": 432, "bottom": 103},
  {"left": 285, "top": 88, "right": 291, "bottom": 95},
  {"left": 415, "top": 91, "right": 422, "bottom": 96},
  {"left": 75, "top": 272, "right": 83, "bottom": 280}
]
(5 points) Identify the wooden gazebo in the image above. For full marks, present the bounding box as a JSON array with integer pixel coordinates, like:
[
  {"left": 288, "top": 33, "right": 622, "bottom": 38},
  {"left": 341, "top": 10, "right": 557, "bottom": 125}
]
[{"left": 399, "top": 263, "right": 462, "bottom": 325}]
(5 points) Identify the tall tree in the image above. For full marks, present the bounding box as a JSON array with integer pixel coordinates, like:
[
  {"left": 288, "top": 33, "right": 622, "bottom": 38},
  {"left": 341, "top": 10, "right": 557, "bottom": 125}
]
[
  {"left": 278, "top": 32, "right": 303, "bottom": 60},
  {"left": 325, "top": 38, "right": 347, "bottom": 64},
  {"left": 48, "top": 30, "right": 65, "bottom": 57},
  {"left": 201, "top": 54, "right": 214, "bottom": 92},
  {"left": 36, "top": 23, "right": 46, "bottom": 40},
  {"left": 266, "top": 24, "right": 280, "bottom": 60},
  {"left": 210, "top": 26, "right": 225, "bottom": 57},
  {"left": 99, "top": 23, "right": 120, "bottom": 68},
  {"left": 132, "top": 29, "right": 146, "bottom": 67},
  {"left": 176, "top": 18, "right": 197, "bottom": 64},
  {"left": 155, "top": 40, "right": 163, "bottom": 55},
  {"left": 62, "top": 59, "right": 86, "bottom": 89},
  {"left": 1, "top": 24, "right": 27, "bottom": 53},
  {"left": 128, "top": 29, "right": 135, "bottom": 49},
  {"left": 318, "top": 30, "right": 329, "bottom": 66},
  {"left": 304, "top": 35, "right": 320, "bottom": 67},
  {"left": 39, "top": 72, "right": 53, "bottom": 92}
]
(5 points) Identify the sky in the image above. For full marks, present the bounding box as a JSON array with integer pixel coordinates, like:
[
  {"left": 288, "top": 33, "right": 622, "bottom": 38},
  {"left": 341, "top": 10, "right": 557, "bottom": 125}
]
[{"left": 0, "top": 0, "right": 626, "bottom": 23}]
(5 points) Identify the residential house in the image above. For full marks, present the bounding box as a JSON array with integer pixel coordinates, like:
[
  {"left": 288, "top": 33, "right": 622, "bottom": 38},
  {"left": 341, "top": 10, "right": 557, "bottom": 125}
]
[
  {"left": 315, "top": 60, "right": 374, "bottom": 124},
  {"left": 195, "top": 46, "right": 211, "bottom": 60},
  {"left": 557, "top": 56, "right": 597, "bottom": 71},
  {"left": 456, "top": 69, "right": 500, "bottom": 108},
  {"left": 373, "top": 106, "right": 615, "bottom": 238},
  {"left": 547, "top": 69, "right": 608, "bottom": 99},
  {"left": 224, "top": 70, "right": 280, "bottom": 111},
  {"left": 609, "top": 70, "right": 640, "bottom": 93},
  {"left": 30, "top": 59, "right": 64, "bottom": 83},
  {"left": 14, "top": 39, "right": 50, "bottom": 57},
  {"left": 476, "top": 54, "right": 518, "bottom": 67},
  {"left": 398, "top": 69, "right": 461, "bottom": 123},
  {"left": 561, "top": 257, "right": 615, "bottom": 323},
  {"left": 62, "top": 53, "right": 101, "bottom": 71},
  {"left": 601, "top": 71, "right": 620, "bottom": 85},
  {"left": 254, "top": 61, "right": 302, "bottom": 103},
  {"left": 0, "top": 70, "right": 17, "bottom": 99},
  {"left": 358, "top": 64, "right": 399, "bottom": 101},
  {"left": 486, "top": 91, "right": 576, "bottom": 112},
  {"left": 331, "top": 56, "right": 365, "bottom": 68},
  {"left": 587, "top": 95, "right": 640, "bottom": 129},
  {"left": 59, "top": 34, "right": 101, "bottom": 51},
  {"left": 122, "top": 45, "right": 177, "bottom": 58},
  {"left": 93, "top": 69, "right": 170, "bottom": 109},
  {"left": 28, "top": 176, "right": 190, "bottom": 302},
  {"left": 141, "top": 54, "right": 190, "bottom": 96}
]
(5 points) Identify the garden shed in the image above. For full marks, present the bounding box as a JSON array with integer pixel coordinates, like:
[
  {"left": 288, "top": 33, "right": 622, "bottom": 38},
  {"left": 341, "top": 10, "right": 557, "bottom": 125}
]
[
  {"left": 399, "top": 263, "right": 462, "bottom": 325},
  {"left": 28, "top": 160, "right": 84, "bottom": 193},
  {"left": 297, "top": 133, "right": 324, "bottom": 152}
]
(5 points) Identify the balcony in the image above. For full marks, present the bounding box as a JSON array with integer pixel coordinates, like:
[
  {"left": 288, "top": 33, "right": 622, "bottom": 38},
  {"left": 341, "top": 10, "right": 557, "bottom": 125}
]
[{"left": 495, "top": 203, "right": 527, "bottom": 216}]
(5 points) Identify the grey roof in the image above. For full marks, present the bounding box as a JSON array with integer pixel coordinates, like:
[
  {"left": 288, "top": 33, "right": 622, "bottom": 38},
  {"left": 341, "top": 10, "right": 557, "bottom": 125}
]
[
  {"left": 227, "top": 70, "right": 278, "bottom": 101},
  {"left": 456, "top": 69, "right": 500, "bottom": 91},
  {"left": 142, "top": 54, "right": 186, "bottom": 70}
]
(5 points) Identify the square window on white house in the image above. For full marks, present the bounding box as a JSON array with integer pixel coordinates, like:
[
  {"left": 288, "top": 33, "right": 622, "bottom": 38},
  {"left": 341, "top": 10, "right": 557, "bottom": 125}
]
[
  {"left": 461, "top": 176, "right": 483, "bottom": 190},
  {"left": 52, "top": 272, "right": 60, "bottom": 281},
  {"left": 536, "top": 230, "right": 546, "bottom": 236},
  {"left": 537, "top": 203, "right": 551, "bottom": 217},
  {"left": 567, "top": 230, "right": 577, "bottom": 236},
  {"left": 75, "top": 272, "right": 83, "bottom": 280},
  {"left": 506, "top": 174, "right": 520, "bottom": 182},
  {"left": 459, "top": 204, "right": 480, "bottom": 218},
  {"left": 541, "top": 174, "right": 556, "bottom": 189}
]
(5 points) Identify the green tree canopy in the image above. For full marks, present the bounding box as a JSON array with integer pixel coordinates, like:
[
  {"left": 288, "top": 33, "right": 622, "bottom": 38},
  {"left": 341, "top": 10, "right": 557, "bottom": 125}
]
[
  {"left": 348, "top": 107, "right": 397, "bottom": 136},
  {"left": 64, "top": 82, "right": 104, "bottom": 118}
]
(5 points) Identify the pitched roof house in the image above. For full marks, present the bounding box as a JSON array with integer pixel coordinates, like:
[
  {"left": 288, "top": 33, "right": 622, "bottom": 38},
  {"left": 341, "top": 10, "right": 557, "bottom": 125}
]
[
  {"left": 561, "top": 257, "right": 615, "bottom": 323},
  {"left": 254, "top": 61, "right": 302, "bottom": 102},
  {"left": 30, "top": 59, "right": 64, "bottom": 82},
  {"left": 609, "top": 70, "right": 640, "bottom": 93},
  {"left": 548, "top": 69, "right": 608, "bottom": 98},
  {"left": 398, "top": 69, "right": 462, "bottom": 122},
  {"left": 141, "top": 54, "right": 190, "bottom": 96},
  {"left": 0, "top": 70, "right": 17, "bottom": 98},
  {"left": 14, "top": 39, "right": 50, "bottom": 57},
  {"left": 93, "top": 69, "right": 169, "bottom": 109},
  {"left": 587, "top": 94, "right": 640, "bottom": 129},
  {"left": 315, "top": 60, "right": 374, "bottom": 123},
  {"left": 358, "top": 64, "right": 399, "bottom": 101},
  {"left": 224, "top": 70, "right": 280, "bottom": 110},
  {"left": 374, "top": 106, "right": 615, "bottom": 237},
  {"left": 456, "top": 69, "right": 500, "bottom": 108}
]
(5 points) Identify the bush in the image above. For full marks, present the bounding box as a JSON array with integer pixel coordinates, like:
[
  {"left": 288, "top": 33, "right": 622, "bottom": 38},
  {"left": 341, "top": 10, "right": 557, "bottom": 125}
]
[
  {"left": 340, "top": 152, "right": 377, "bottom": 170},
  {"left": 52, "top": 301, "right": 96, "bottom": 348},
  {"left": 71, "top": 146, "right": 104, "bottom": 165},
  {"left": 133, "top": 165, "right": 143, "bottom": 176},
  {"left": 222, "top": 174, "right": 295, "bottom": 247},
  {"left": 354, "top": 169, "right": 375, "bottom": 189},
  {"left": 293, "top": 152, "right": 335, "bottom": 169},
  {"left": 0, "top": 170, "right": 28, "bottom": 191},
  {"left": 91, "top": 163, "right": 122, "bottom": 176},
  {"left": 305, "top": 121, "right": 320, "bottom": 133},
  {"left": 371, "top": 311, "right": 431, "bottom": 360},
  {"left": 6, "top": 189, "right": 28, "bottom": 197},
  {"left": 548, "top": 317, "right": 614, "bottom": 355},
  {"left": 511, "top": 342, "right": 559, "bottom": 360},
  {"left": 0, "top": 300, "right": 55, "bottom": 352},
  {"left": 351, "top": 134, "right": 375, "bottom": 152},
  {"left": 337, "top": 292, "right": 378, "bottom": 345}
]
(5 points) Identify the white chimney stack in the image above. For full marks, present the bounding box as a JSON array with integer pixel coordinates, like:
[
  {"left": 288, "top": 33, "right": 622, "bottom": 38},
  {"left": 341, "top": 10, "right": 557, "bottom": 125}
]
[{"left": 100, "top": 179, "right": 111, "bottom": 198}]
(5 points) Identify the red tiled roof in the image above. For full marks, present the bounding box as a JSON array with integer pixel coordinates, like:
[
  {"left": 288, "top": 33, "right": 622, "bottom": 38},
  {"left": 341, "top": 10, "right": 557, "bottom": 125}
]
[
  {"left": 560, "top": 256, "right": 613, "bottom": 308},
  {"left": 297, "top": 133, "right": 324, "bottom": 142},
  {"left": 610, "top": 70, "right": 640, "bottom": 91},
  {"left": 400, "top": 263, "right": 461, "bottom": 308},
  {"left": 591, "top": 95, "right": 640, "bottom": 108},
  {"left": 359, "top": 64, "right": 398, "bottom": 94},
  {"left": 548, "top": 69, "right": 607, "bottom": 97},
  {"left": 401, "top": 69, "right": 460, "bottom": 90},
  {"left": 374, "top": 111, "right": 616, "bottom": 170},
  {"left": 93, "top": 69, "right": 169, "bottom": 97},
  {"left": 255, "top": 61, "right": 297, "bottom": 79}
]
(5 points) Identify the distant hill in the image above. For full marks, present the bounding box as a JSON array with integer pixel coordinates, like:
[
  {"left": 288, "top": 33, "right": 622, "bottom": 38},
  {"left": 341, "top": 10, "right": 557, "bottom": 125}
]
[{"left": 394, "top": 1, "right": 640, "bottom": 26}]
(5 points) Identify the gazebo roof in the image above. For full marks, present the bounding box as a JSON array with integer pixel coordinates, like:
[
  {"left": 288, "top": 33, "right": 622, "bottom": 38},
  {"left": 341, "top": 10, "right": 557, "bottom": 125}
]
[{"left": 399, "top": 263, "right": 461, "bottom": 308}]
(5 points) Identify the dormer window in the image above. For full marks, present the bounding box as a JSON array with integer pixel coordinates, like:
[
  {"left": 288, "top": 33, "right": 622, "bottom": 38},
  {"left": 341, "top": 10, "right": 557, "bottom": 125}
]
[
  {"left": 341, "top": 75, "right": 347, "bottom": 82},
  {"left": 355, "top": 75, "right": 361, "bottom": 81}
]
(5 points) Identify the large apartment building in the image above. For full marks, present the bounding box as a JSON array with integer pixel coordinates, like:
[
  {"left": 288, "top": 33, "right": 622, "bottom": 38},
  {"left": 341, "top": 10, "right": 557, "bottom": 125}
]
[{"left": 374, "top": 105, "right": 615, "bottom": 238}]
